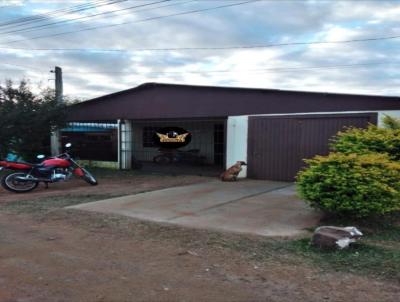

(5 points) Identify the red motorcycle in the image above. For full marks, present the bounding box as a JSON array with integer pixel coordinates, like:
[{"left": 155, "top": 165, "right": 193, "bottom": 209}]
[{"left": 0, "top": 143, "right": 97, "bottom": 193}]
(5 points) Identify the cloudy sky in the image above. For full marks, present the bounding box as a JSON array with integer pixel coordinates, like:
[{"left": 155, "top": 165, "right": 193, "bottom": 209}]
[{"left": 0, "top": 0, "right": 399, "bottom": 100}]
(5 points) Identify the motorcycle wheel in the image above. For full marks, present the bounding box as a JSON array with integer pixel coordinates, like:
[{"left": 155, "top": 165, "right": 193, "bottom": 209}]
[
  {"left": 153, "top": 155, "right": 172, "bottom": 165},
  {"left": 81, "top": 168, "right": 98, "bottom": 186},
  {"left": 1, "top": 172, "right": 38, "bottom": 193}
]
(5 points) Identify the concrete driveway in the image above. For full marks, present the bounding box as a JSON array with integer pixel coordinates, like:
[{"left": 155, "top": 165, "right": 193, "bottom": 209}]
[{"left": 69, "top": 180, "right": 321, "bottom": 237}]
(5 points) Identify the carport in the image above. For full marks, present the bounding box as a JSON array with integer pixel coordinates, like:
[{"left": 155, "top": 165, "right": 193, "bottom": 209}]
[{"left": 62, "top": 118, "right": 226, "bottom": 175}]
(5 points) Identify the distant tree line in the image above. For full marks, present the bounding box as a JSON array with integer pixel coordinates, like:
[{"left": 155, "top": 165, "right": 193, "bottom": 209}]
[{"left": 0, "top": 80, "right": 67, "bottom": 161}]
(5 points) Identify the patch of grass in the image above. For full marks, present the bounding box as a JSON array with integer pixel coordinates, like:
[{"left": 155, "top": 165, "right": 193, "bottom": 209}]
[
  {"left": 208, "top": 233, "right": 400, "bottom": 281},
  {"left": 268, "top": 212, "right": 400, "bottom": 280},
  {"left": 278, "top": 238, "right": 400, "bottom": 280},
  {"left": 365, "top": 225, "right": 400, "bottom": 243}
]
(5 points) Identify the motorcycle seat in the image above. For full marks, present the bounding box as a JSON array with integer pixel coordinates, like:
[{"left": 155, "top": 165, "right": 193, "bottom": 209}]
[{"left": 7, "top": 161, "right": 42, "bottom": 167}]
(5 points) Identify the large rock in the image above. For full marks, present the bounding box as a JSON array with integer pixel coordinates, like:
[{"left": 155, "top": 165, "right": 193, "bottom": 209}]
[{"left": 312, "top": 226, "right": 363, "bottom": 249}]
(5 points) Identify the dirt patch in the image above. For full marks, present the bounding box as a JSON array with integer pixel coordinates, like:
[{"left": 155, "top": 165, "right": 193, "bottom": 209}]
[
  {"left": 0, "top": 211, "right": 399, "bottom": 302},
  {"left": 0, "top": 172, "right": 210, "bottom": 204}
]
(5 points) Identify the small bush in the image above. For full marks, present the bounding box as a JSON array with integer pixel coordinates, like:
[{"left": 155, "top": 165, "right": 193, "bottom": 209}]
[
  {"left": 297, "top": 153, "right": 400, "bottom": 218},
  {"left": 332, "top": 125, "right": 400, "bottom": 160},
  {"left": 382, "top": 114, "right": 400, "bottom": 130}
]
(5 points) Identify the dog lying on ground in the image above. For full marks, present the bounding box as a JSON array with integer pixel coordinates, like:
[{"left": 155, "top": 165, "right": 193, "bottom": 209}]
[{"left": 220, "top": 161, "right": 247, "bottom": 181}]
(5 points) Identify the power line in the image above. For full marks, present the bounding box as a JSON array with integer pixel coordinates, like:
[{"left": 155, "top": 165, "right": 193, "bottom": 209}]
[
  {"left": 0, "top": 0, "right": 261, "bottom": 45},
  {"left": 2, "top": 61, "right": 395, "bottom": 75},
  {"left": 0, "top": 0, "right": 126, "bottom": 26},
  {"left": 61, "top": 62, "right": 398, "bottom": 75},
  {"left": 0, "top": 0, "right": 171, "bottom": 35},
  {"left": 0, "top": 0, "right": 128, "bottom": 29},
  {"left": 0, "top": 0, "right": 182, "bottom": 36},
  {"left": 0, "top": 0, "right": 109, "bottom": 27},
  {"left": 122, "top": 35, "right": 400, "bottom": 51},
  {"left": 0, "top": 34, "right": 398, "bottom": 52}
]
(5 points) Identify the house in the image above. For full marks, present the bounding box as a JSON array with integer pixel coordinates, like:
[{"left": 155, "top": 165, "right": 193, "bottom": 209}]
[{"left": 66, "top": 82, "right": 400, "bottom": 181}]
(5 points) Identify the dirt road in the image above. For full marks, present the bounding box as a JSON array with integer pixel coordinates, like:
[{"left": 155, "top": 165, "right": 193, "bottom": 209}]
[
  {"left": 0, "top": 172, "right": 399, "bottom": 301},
  {"left": 0, "top": 210, "right": 398, "bottom": 302}
]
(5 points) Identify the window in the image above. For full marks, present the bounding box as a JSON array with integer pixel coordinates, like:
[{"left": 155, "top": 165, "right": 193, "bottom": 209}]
[{"left": 143, "top": 127, "right": 158, "bottom": 147}]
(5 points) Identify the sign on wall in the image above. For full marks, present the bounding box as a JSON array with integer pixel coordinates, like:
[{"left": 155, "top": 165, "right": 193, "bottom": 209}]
[{"left": 153, "top": 127, "right": 192, "bottom": 149}]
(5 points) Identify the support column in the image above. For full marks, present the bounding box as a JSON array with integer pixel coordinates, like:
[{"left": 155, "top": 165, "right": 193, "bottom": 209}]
[
  {"left": 226, "top": 116, "right": 248, "bottom": 178},
  {"left": 118, "top": 119, "right": 133, "bottom": 170}
]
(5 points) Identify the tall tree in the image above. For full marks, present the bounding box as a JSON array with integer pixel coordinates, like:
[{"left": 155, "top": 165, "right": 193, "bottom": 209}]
[{"left": 0, "top": 80, "right": 66, "bottom": 161}]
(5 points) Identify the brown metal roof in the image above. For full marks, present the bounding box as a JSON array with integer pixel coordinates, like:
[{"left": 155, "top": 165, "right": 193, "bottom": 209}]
[{"left": 67, "top": 82, "right": 400, "bottom": 121}]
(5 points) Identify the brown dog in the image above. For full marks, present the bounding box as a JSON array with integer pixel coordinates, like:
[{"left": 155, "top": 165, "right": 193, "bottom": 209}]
[{"left": 220, "top": 161, "right": 247, "bottom": 181}]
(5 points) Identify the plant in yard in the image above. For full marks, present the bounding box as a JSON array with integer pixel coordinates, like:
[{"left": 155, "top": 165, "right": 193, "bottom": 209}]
[
  {"left": 0, "top": 80, "right": 67, "bottom": 161},
  {"left": 382, "top": 114, "right": 400, "bottom": 130},
  {"left": 296, "top": 152, "right": 400, "bottom": 218},
  {"left": 331, "top": 124, "right": 400, "bottom": 160}
]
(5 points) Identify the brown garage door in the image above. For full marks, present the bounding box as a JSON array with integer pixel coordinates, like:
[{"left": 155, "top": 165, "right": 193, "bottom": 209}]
[{"left": 247, "top": 113, "right": 377, "bottom": 181}]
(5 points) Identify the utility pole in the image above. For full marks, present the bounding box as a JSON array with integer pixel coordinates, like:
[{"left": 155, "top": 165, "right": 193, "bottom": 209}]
[
  {"left": 55, "top": 66, "right": 63, "bottom": 103},
  {"left": 50, "top": 66, "right": 63, "bottom": 155}
]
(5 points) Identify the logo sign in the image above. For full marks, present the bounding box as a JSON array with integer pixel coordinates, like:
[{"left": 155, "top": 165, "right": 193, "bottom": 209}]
[{"left": 153, "top": 127, "right": 192, "bottom": 148}]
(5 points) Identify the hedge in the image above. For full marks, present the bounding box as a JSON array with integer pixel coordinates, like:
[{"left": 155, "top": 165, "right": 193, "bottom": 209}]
[
  {"left": 331, "top": 125, "right": 400, "bottom": 160},
  {"left": 297, "top": 153, "right": 400, "bottom": 218}
]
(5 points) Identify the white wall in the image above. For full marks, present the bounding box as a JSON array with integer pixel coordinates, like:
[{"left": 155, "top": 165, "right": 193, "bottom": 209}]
[
  {"left": 120, "top": 120, "right": 133, "bottom": 169},
  {"left": 226, "top": 116, "right": 248, "bottom": 178}
]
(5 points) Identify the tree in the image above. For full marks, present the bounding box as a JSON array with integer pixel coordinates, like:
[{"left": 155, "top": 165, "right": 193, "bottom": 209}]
[{"left": 0, "top": 80, "right": 67, "bottom": 161}]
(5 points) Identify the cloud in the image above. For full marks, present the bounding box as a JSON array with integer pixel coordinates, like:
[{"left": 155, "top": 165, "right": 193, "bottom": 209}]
[{"left": 0, "top": 0, "right": 399, "bottom": 99}]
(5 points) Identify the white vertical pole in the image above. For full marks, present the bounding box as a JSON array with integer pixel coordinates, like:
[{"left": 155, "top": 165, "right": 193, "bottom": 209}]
[
  {"left": 117, "top": 119, "right": 122, "bottom": 169},
  {"left": 118, "top": 119, "right": 133, "bottom": 170},
  {"left": 226, "top": 116, "right": 248, "bottom": 178}
]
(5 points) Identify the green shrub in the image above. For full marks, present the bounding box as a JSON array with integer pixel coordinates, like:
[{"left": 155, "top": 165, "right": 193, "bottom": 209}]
[
  {"left": 332, "top": 125, "right": 400, "bottom": 160},
  {"left": 297, "top": 153, "right": 400, "bottom": 218},
  {"left": 382, "top": 114, "right": 400, "bottom": 130}
]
